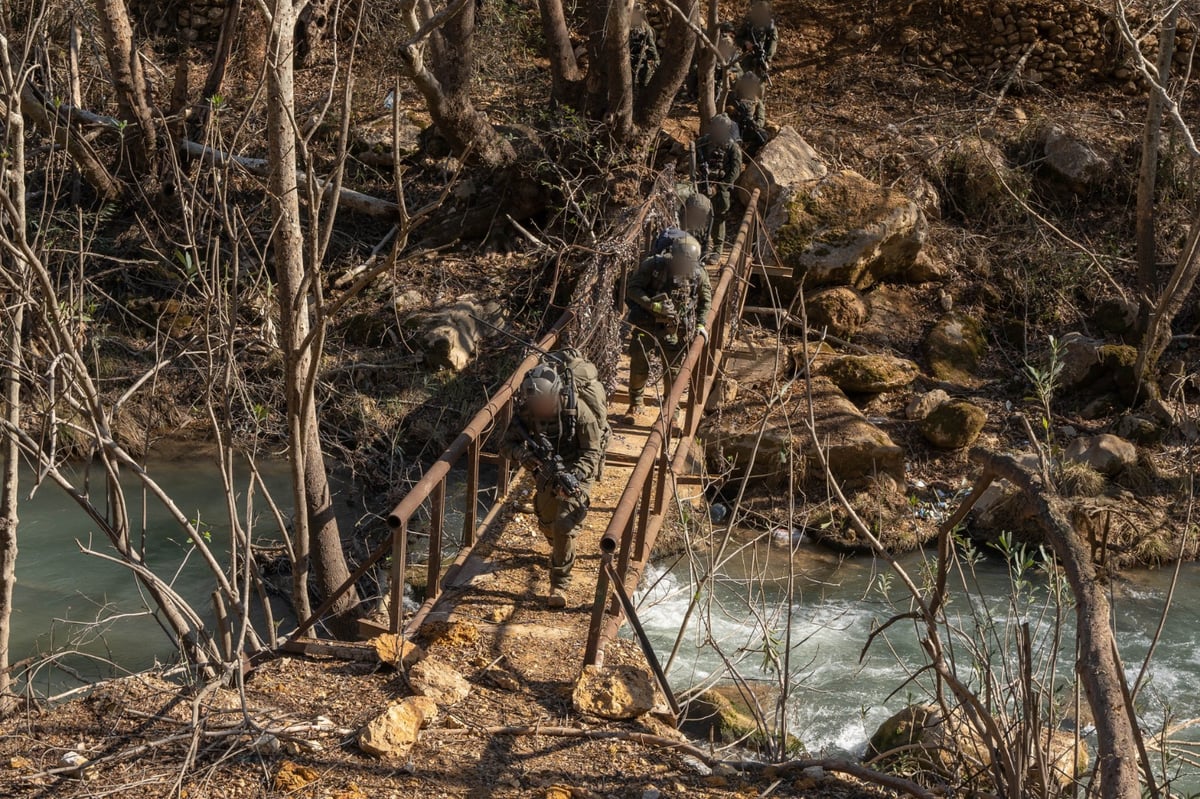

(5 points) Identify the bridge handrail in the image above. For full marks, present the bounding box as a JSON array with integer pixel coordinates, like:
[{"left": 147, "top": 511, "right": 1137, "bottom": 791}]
[{"left": 583, "top": 190, "right": 761, "bottom": 665}]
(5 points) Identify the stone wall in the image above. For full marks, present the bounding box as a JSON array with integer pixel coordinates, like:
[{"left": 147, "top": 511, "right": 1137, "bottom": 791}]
[
  {"left": 131, "top": 0, "right": 229, "bottom": 45},
  {"left": 902, "top": 1, "right": 1195, "bottom": 91}
]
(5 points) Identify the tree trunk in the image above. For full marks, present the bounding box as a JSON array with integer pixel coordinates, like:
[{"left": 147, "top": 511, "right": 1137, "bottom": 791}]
[
  {"left": 1134, "top": 6, "right": 1180, "bottom": 340},
  {"left": 0, "top": 30, "right": 24, "bottom": 717},
  {"left": 978, "top": 451, "right": 1142, "bottom": 799},
  {"left": 635, "top": 0, "right": 698, "bottom": 130},
  {"left": 398, "top": 0, "right": 515, "bottom": 168},
  {"left": 95, "top": 0, "right": 159, "bottom": 173},
  {"left": 19, "top": 85, "right": 123, "bottom": 201},
  {"left": 1134, "top": 200, "right": 1200, "bottom": 390},
  {"left": 602, "top": 0, "right": 634, "bottom": 142},
  {"left": 536, "top": 0, "right": 583, "bottom": 106},
  {"left": 296, "top": 0, "right": 332, "bottom": 66},
  {"left": 265, "top": 0, "right": 359, "bottom": 633},
  {"left": 696, "top": 0, "right": 719, "bottom": 130}
]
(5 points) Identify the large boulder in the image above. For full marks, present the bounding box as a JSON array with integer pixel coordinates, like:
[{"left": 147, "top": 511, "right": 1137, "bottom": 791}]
[
  {"left": 573, "top": 665, "right": 655, "bottom": 720},
  {"left": 1040, "top": 124, "right": 1108, "bottom": 194},
  {"left": 1093, "top": 296, "right": 1137, "bottom": 337},
  {"left": 357, "top": 696, "right": 439, "bottom": 757},
  {"left": 867, "top": 704, "right": 990, "bottom": 771},
  {"left": 770, "top": 170, "right": 927, "bottom": 290},
  {"left": 1058, "top": 334, "right": 1143, "bottom": 404},
  {"left": 1064, "top": 434, "right": 1137, "bottom": 477},
  {"left": 925, "top": 312, "right": 987, "bottom": 384},
  {"left": 821, "top": 354, "right": 919, "bottom": 394},
  {"left": 704, "top": 377, "right": 904, "bottom": 488},
  {"left": 737, "top": 126, "right": 827, "bottom": 208},
  {"left": 805, "top": 287, "right": 867, "bottom": 338},
  {"left": 920, "top": 400, "right": 987, "bottom": 449}
]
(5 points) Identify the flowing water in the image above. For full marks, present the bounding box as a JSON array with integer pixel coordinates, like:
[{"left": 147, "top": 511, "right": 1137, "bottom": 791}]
[{"left": 633, "top": 538, "right": 1200, "bottom": 788}]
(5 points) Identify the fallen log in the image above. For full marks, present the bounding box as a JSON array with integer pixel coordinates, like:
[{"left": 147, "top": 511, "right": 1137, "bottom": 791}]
[{"left": 180, "top": 140, "right": 400, "bottom": 219}]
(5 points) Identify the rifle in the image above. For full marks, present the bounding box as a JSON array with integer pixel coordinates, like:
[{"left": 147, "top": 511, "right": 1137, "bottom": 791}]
[{"left": 511, "top": 417, "right": 584, "bottom": 500}]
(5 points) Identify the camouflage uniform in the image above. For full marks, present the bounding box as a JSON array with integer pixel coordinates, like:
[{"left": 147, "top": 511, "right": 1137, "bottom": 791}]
[
  {"left": 728, "top": 95, "right": 768, "bottom": 156},
  {"left": 500, "top": 400, "right": 605, "bottom": 591},
  {"left": 630, "top": 20, "right": 660, "bottom": 89},
  {"left": 735, "top": 18, "right": 778, "bottom": 81},
  {"left": 625, "top": 253, "right": 714, "bottom": 407},
  {"left": 695, "top": 134, "right": 743, "bottom": 251}
]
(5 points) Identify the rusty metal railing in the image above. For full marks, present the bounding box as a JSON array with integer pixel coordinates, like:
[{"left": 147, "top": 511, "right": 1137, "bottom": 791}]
[
  {"left": 285, "top": 190, "right": 671, "bottom": 645},
  {"left": 583, "top": 191, "right": 761, "bottom": 666}
]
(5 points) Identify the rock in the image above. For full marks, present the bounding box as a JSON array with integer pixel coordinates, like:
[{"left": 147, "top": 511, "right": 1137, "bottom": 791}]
[
  {"left": 1034, "top": 730, "right": 1090, "bottom": 792},
  {"left": 771, "top": 170, "right": 927, "bottom": 290},
  {"left": 681, "top": 690, "right": 758, "bottom": 745},
  {"left": 867, "top": 704, "right": 990, "bottom": 772},
  {"left": 371, "top": 634, "right": 425, "bottom": 669},
  {"left": 939, "top": 137, "right": 1023, "bottom": 219},
  {"left": 394, "top": 288, "right": 426, "bottom": 313},
  {"left": 920, "top": 400, "right": 987, "bottom": 449},
  {"left": 925, "top": 312, "right": 987, "bottom": 384},
  {"left": 412, "top": 295, "right": 503, "bottom": 372},
  {"left": 357, "top": 696, "right": 439, "bottom": 757},
  {"left": 1041, "top": 124, "right": 1108, "bottom": 193},
  {"left": 573, "top": 665, "right": 655, "bottom": 720},
  {"left": 409, "top": 657, "right": 472, "bottom": 704},
  {"left": 736, "top": 126, "right": 827, "bottom": 208},
  {"left": 704, "top": 376, "right": 904, "bottom": 488},
  {"left": 906, "top": 251, "right": 949, "bottom": 282},
  {"left": 805, "top": 287, "right": 868, "bottom": 337},
  {"left": 1115, "top": 413, "right": 1162, "bottom": 445},
  {"left": 1093, "top": 296, "right": 1137, "bottom": 337},
  {"left": 821, "top": 354, "right": 919, "bottom": 393},
  {"left": 1064, "top": 434, "right": 1137, "bottom": 477},
  {"left": 273, "top": 760, "right": 321, "bottom": 790},
  {"left": 1058, "top": 335, "right": 1143, "bottom": 404},
  {"left": 906, "top": 388, "right": 950, "bottom": 421},
  {"left": 904, "top": 176, "right": 942, "bottom": 221}
]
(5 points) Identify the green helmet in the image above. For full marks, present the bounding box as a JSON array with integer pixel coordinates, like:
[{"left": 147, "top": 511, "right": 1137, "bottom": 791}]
[
  {"left": 710, "top": 114, "right": 735, "bottom": 146},
  {"left": 520, "top": 363, "right": 562, "bottom": 419},
  {"left": 669, "top": 234, "right": 702, "bottom": 272}
]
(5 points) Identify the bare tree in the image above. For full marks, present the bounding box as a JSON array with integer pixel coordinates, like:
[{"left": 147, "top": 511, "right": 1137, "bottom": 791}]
[
  {"left": 263, "top": 0, "right": 359, "bottom": 632},
  {"left": 537, "top": 0, "right": 583, "bottom": 106},
  {"left": 397, "top": 0, "right": 516, "bottom": 168},
  {"left": 95, "top": 0, "right": 159, "bottom": 174},
  {"left": 0, "top": 22, "right": 25, "bottom": 715}
]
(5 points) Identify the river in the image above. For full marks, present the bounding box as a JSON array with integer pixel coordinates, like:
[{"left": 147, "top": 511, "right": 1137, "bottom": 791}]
[
  {"left": 634, "top": 537, "right": 1200, "bottom": 788},
  {"left": 8, "top": 458, "right": 298, "bottom": 697}
]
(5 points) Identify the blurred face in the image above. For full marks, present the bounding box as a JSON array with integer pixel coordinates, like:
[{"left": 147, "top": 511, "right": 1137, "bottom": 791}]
[
  {"left": 750, "top": 3, "right": 771, "bottom": 27},
  {"left": 632, "top": 6, "right": 645, "bottom": 25},
  {"left": 718, "top": 37, "right": 736, "bottom": 60},
  {"left": 683, "top": 204, "right": 708, "bottom": 230},
  {"left": 735, "top": 79, "right": 757, "bottom": 100},
  {"left": 711, "top": 122, "right": 732, "bottom": 146},
  {"left": 669, "top": 253, "right": 696, "bottom": 277},
  {"left": 527, "top": 392, "right": 559, "bottom": 420}
]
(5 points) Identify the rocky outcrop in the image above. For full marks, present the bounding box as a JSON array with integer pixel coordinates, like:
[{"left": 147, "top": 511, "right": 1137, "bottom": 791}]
[
  {"left": 1059, "top": 334, "right": 1143, "bottom": 404},
  {"left": 572, "top": 665, "right": 655, "bottom": 720},
  {"left": 925, "top": 312, "right": 987, "bottom": 384},
  {"left": 358, "top": 696, "right": 439, "bottom": 757},
  {"left": 906, "top": 389, "right": 950, "bottom": 421},
  {"left": 821, "top": 354, "right": 919, "bottom": 394},
  {"left": 372, "top": 634, "right": 426, "bottom": 669},
  {"left": 771, "top": 170, "right": 927, "bottom": 290},
  {"left": 737, "top": 126, "right": 827, "bottom": 208},
  {"left": 920, "top": 399, "right": 988, "bottom": 449},
  {"left": 704, "top": 377, "right": 905, "bottom": 489}
]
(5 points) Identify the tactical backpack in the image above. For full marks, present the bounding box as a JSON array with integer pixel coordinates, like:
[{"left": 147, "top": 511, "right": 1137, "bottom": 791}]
[
  {"left": 554, "top": 348, "right": 611, "bottom": 468},
  {"left": 651, "top": 226, "right": 690, "bottom": 256}
]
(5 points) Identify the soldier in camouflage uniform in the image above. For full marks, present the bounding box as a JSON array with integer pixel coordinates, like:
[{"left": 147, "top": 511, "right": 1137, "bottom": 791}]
[
  {"left": 678, "top": 192, "right": 714, "bottom": 262},
  {"left": 694, "top": 114, "right": 743, "bottom": 253},
  {"left": 715, "top": 32, "right": 743, "bottom": 107},
  {"left": 622, "top": 234, "right": 713, "bottom": 422},
  {"left": 500, "top": 361, "right": 606, "bottom": 608},
  {"left": 728, "top": 72, "right": 768, "bottom": 157},
  {"left": 736, "top": 1, "right": 778, "bottom": 82},
  {"left": 630, "top": 5, "right": 660, "bottom": 89}
]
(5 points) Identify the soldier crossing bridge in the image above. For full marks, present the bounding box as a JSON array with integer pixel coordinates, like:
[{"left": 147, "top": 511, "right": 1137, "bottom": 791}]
[{"left": 283, "top": 189, "right": 764, "bottom": 717}]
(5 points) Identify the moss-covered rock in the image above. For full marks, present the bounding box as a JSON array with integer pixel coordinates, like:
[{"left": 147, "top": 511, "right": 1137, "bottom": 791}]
[
  {"left": 805, "top": 286, "right": 867, "bottom": 338},
  {"left": 920, "top": 399, "right": 987, "bottom": 449},
  {"left": 924, "top": 312, "right": 986, "bottom": 384},
  {"left": 772, "top": 169, "right": 926, "bottom": 290},
  {"left": 821, "top": 354, "right": 919, "bottom": 394}
]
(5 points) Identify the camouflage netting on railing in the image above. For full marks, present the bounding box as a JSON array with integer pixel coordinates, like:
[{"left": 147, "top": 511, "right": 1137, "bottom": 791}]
[{"left": 560, "top": 170, "right": 678, "bottom": 394}]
